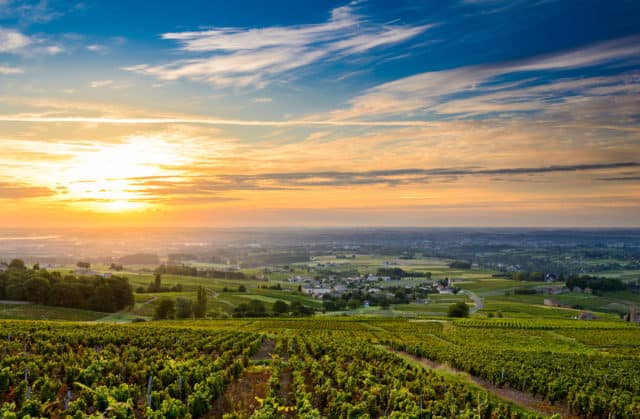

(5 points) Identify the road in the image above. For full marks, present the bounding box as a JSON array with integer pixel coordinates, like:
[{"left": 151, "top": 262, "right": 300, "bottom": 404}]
[{"left": 459, "top": 289, "right": 483, "bottom": 313}]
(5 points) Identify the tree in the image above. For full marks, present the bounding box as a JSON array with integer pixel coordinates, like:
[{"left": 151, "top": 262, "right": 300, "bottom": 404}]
[
  {"left": 273, "top": 300, "right": 289, "bottom": 315},
  {"left": 290, "top": 301, "right": 314, "bottom": 316},
  {"left": 238, "top": 284, "right": 247, "bottom": 292},
  {"left": 447, "top": 302, "right": 470, "bottom": 318},
  {"left": 8, "top": 259, "right": 25, "bottom": 270},
  {"left": 154, "top": 298, "right": 175, "bottom": 320},
  {"left": 347, "top": 298, "right": 362, "bottom": 310},
  {"left": 154, "top": 274, "right": 162, "bottom": 291},
  {"left": 24, "top": 276, "right": 50, "bottom": 305},
  {"left": 233, "top": 299, "right": 266, "bottom": 317},
  {"left": 76, "top": 261, "right": 91, "bottom": 269},
  {"left": 176, "top": 297, "right": 194, "bottom": 319},
  {"left": 194, "top": 286, "right": 207, "bottom": 318}
]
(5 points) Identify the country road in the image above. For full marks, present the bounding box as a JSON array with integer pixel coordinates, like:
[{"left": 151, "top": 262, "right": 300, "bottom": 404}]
[{"left": 459, "top": 289, "right": 483, "bottom": 313}]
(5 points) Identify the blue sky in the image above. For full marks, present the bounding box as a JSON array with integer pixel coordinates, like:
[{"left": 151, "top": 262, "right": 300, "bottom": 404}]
[{"left": 0, "top": 0, "right": 639, "bottom": 227}]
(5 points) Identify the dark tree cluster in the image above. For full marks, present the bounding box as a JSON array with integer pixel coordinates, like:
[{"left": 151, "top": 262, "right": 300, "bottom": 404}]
[
  {"left": 447, "top": 302, "right": 470, "bottom": 318},
  {"left": 138, "top": 274, "right": 182, "bottom": 293},
  {"left": 321, "top": 287, "right": 421, "bottom": 311},
  {"left": 448, "top": 261, "right": 472, "bottom": 269},
  {"left": 510, "top": 271, "right": 546, "bottom": 282},
  {"left": 152, "top": 286, "right": 208, "bottom": 320},
  {"left": 232, "top": 300, "right": 267, "bottom": 317},
  {"left": 375, "top": 267, "right": 431, "bottom": 279},
  {"left": 0, "top": 259, "right": 134, "bottom": 312},
  {"left": 154, "top": 264, "right": 249, "bottom": 280},
  {"left": 565, "top": 275, "right": 626, "bottom": 292},
  {"left": 231, "top": 299, "right": 314, "bottom": 318}
]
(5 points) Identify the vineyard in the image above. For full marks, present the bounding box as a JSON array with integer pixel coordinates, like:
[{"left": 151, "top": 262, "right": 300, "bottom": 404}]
[{"left": 0, "top": 318, "right": 638, "bottom": 418}]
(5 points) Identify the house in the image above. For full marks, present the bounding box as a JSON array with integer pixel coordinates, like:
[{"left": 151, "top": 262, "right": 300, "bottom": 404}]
[
  {"left": 544, "top": 298, "right": 560, "bottom": 307},
  {"left": 624, "top": 306, "right": 639, "bottom": 323},
  {"left": 302, "top": 287, "right": 331, "bottom": 299},
  {"left": 544, "top": 273, "right": 558, "bottom": 282},
  {"left": 366, "top": 275, "right": 391, "bottom": 282},
  {"left": 332, "top": 284, "right": 347, "bottom": 293},
  {"left": 288, "top": 276, "right": 312, "bottom": 283},
  {"left": 102, "top": 272, "right": 113, "bottom": 279},
  {"left": 538, "top": 286, "right": 567, "bottom": 295},
  {"left": 437, "top": 284, "right": 453, "bottom": 294},
  {"left": 577, "top": 311, "right": 597, "bottom": 320}
]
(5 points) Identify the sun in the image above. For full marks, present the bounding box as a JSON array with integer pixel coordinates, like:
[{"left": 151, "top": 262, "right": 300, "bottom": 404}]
[{"left": 60, "top": 136, "right": 177, "bottom": 213}]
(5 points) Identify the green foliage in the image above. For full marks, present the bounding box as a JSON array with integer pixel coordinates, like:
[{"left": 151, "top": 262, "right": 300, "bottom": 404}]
[
  {"left": 449, "top": 260, "right": 472, "bottom": 269},
  {"left": 194, "top": 286, "right": 207, "bottom": 318},
  {"left": 175, "top": 297, "right": 194, "bottom": 319},
  {"left": 0, "top": 266, "right": 133, "bottom": 312},
  {"left": 233, "top": 299, "right": 266, "bottom": 317},
  {"left": 154, "top": 298, "right": 176, "bottom": 320},
  {"left": 272, "top": 300, "right": 288, "bottom": 315},
  {"left": 566, "top": 274, "right": 626, "bottom": 292},
  {"left": 8, "top": 259, "right": 26, "bottom": 270},
  {"left": 447, "top": 302, "right": 470, "bottom": 318}
]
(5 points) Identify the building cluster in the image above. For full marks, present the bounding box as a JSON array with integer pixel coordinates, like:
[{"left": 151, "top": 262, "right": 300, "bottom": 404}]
[{"left": 290, "top": 272, "right": 448, "bottom": 302}]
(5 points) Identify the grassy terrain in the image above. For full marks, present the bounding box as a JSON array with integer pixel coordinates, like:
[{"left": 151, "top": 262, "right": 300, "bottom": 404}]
[
  {"left": 0, "top": 303, "right": 107, "bottom": 321},
  {"left": 2, "top": 254, "right": 636, "bottom": 323}
]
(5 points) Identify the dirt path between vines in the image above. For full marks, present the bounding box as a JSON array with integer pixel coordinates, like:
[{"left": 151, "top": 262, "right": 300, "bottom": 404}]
[
  {"left": 251, "top": 338, "right": 275, "bottom": 361},
  {"left": 387, "top": 348, "right": 578, "bottom": 418}
]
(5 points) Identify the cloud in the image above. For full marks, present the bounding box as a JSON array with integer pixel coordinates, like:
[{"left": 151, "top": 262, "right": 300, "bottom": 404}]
[
  {"left": 121, "top": 161, "right": 640, "bottom": 193},
  {"left": 0, "top": 64, "right": 22, "bottom": 74},
  {"left": 0, "top": 181, "right": 55, "bottom": 199},
  {"left": 250, "top": 97, "right": 272, "bottom": 103},
  {"left": 0, "top": 0, "right": 63, "bottom": 23},
  {"left": 596, "top": 176, "right": 640, "bottom": 182},
  {"left": 125, "top": 3, "right": 431, "bottom": 88},
  {"left": 0, "top": 28, "right": 31, "bottom": 52},
  {"left": 88, "top": 80, "right": 114, "bottom": 88},
  {"left": 0, "top": 27, "right": 63, "bottom": 55},
  {"left": 0, "top": 114, "right": 437, "bottom": 127},
  {"left": 86, "top": 44, "right": 108, "bottom": 53},
  {"left": 328, "top": 35, "right": 640, "bottom": 121}
]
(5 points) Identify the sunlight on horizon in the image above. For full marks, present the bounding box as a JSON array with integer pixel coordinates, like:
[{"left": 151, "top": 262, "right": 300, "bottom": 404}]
[{"left": 58, "top": 136, "right": 181, "bottom": 213}]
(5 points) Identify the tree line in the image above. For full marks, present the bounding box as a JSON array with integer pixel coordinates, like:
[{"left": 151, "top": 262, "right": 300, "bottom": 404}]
[
  {"left": 0, "top": 259, "right": 133, "bottom": 312},
  {"left": 154, "top": 264, "right": 250, "bottom": 280},
  {"left": 153, "top": 286, "right": 208, "bottom": 319},
  {"left": 375, "top": 267, "right": 432, "bottom": 279}
]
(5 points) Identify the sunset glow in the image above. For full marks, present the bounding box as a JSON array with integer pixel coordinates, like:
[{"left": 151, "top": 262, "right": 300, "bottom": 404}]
[{"left": 0, "top": 1, "right": 639, "bottom": 227}]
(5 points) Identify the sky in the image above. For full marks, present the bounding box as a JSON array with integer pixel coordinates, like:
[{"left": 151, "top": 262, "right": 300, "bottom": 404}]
[{"left": 0, "top": 0, "right": 639, "bottom": 228}]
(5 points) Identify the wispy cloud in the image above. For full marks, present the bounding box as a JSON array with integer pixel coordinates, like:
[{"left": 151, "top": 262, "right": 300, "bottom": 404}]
[
  {"left": 0, "top": 181, "right": 55, "bottom": 199},
  {"left": 125, "top": 3, "right": 431, "bottom": 88},
  {"left": 197, "top": 162, "right": 640, "bottom": 188},
  {"left": 0, "top": 64, "right": 22, "bottom": 74},
  {"left": 86, "top": 44, "right": 108, "bottom": 53},
  {"left": 88, "top": 79, "right": 114, "bottom": 88},
  {"left": 0, "top": 27, "right": 63, "bottom": 55},
  {"left": 0, "top": 114, "right": 439, "bottom": 127},
  {"left": 0, "top": 0, "right": 63, "bottom": 24},
  {"left": 250, "top": 97, "right": 272, "bottom": 103},
  {"left": 328, "top": 35, "right": 640, "bottom": 121}
]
